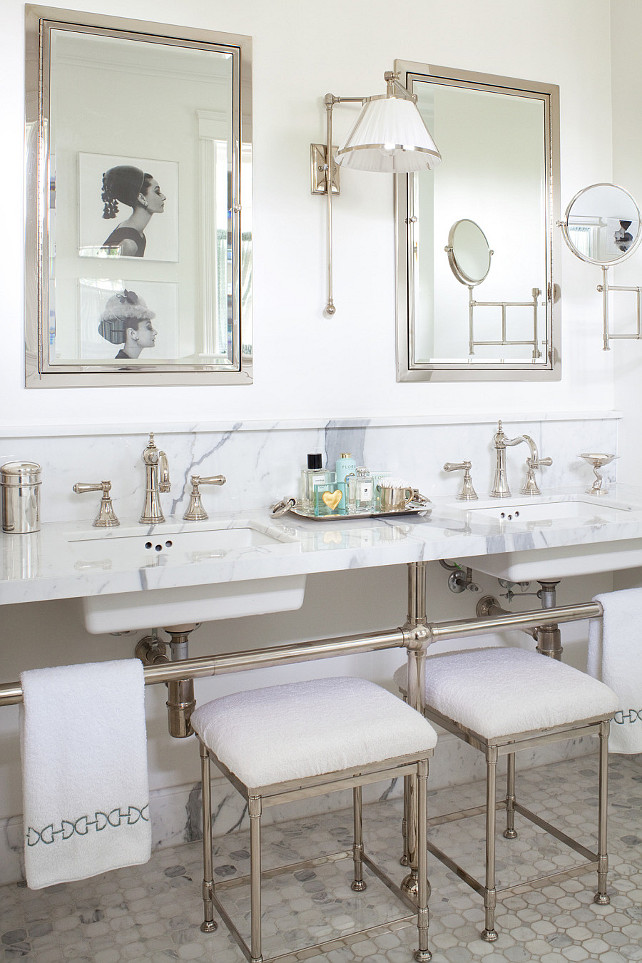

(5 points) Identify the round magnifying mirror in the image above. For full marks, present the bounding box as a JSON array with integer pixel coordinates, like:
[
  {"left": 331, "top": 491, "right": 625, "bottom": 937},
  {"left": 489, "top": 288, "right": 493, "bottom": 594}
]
[
  {"left": 446, "top": 219, "right": 492, "bottom": 286},
  {"left": 561, "top": 183, "right": 642, "bottom": 266}
]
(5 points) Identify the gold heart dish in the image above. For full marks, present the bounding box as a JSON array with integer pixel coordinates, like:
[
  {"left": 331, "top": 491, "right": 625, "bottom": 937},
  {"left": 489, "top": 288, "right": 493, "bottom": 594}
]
[{"left": 322, "top": 489, "right": 343, "bottom": 511}]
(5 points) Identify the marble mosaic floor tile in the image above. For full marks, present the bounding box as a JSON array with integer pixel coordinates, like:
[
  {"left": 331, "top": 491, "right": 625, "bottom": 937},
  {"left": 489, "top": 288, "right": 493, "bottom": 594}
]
[{"left": 1, "top": 753, "right": 640, "bottom": 961}]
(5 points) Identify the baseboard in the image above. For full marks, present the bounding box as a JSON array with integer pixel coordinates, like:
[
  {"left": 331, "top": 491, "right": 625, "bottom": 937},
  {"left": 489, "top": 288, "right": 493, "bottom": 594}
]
[{"left": 0, "top": 731, "right": 596, "bottom": 887}]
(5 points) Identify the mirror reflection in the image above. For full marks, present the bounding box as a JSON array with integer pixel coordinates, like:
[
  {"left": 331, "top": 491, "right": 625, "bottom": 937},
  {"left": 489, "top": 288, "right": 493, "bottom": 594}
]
[
  {"left": 562, "top": 183, "right": 642, "bottom": 266},
  {"left": 446, "top": 219, "right": 492, "bottom": 285},
  {"left": 395, "top": 61, "right": 560, "bottom": 381},
  {"left": 25, "top": 6, "right": 252, "bottom": 387}
]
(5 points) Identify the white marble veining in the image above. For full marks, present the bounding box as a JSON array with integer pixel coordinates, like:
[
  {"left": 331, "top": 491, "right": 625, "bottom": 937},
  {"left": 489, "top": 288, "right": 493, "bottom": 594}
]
[
  {"left": 0, "top": 413, "right": 620, "bottom": 525},
  {"left": 0, "top": 486, "right": 641, "bottom": 608}
]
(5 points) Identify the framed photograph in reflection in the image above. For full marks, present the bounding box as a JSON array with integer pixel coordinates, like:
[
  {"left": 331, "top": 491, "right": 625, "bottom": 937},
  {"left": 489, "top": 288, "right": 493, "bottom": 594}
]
[
  {"left": 78, "top": 153, "right": 179, "bottom": 262},
  {"left": 77, "top": 279, "right": 180, "bottom": 363},
  {"left": 25, "top": 5, "right": 253, "bottom": 386}
]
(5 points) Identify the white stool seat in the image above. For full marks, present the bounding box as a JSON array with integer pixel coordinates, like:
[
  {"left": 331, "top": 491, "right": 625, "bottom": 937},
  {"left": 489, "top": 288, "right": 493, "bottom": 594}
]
[
  {"left": 192, "top": 676, "right": 438, "bottom": 788},
  {"left": 394, "top": 648, "right": 618, "bottom": 739}
]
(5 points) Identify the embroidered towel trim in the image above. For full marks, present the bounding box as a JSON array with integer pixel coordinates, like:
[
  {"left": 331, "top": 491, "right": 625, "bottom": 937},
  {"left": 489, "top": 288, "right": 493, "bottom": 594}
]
[
  {"left": 20, "top": 658, "right": 151, "bottom": 889},
  {"left": 588, "top": 588, "right": 642, "bottom": 754}
]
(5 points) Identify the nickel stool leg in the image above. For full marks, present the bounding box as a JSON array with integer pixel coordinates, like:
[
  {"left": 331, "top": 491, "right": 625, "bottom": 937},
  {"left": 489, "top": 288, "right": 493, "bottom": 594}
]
[
  {"left": 351, "top": 786, "right": 367, "bottom": 892},
  {"left": 482, "top": 746, "right": 499, "bottom": 943},
  {"left": 199, "top": 741, "right": 217, "bottom": 933},
  {"left": 249, "top": 795, "right": 263, "bottom": 963},
  {"left": 595, "top": 719, "right": 611, "bottom": 905},
  {"left": 504, "top": 751, "right": 518, "bottom": 839},
  {"left": 415, "top": 758, "right": 432, "bottom": 963},
  {"left": 401, "top": 774, "right": 411, "bottom": 866}
]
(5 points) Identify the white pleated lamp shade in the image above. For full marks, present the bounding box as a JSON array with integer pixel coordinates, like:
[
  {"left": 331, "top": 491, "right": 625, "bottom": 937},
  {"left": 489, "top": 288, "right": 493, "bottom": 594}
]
[{"left": 336, "top": 95, "right": 441, "bottom": 173}]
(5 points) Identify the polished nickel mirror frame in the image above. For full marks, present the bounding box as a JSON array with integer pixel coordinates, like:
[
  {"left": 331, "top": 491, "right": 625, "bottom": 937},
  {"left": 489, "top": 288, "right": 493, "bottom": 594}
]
[
  {"left": 25, "top": 5, "right": 252, "bottom": 387},
  {"left": 394, "top": 61, "right": 561, "bottom": 382}
]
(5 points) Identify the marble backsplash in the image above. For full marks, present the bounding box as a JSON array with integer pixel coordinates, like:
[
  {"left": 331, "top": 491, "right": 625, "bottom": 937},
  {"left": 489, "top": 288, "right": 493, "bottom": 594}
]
[{"left": 0, "top": 411, "right": 620, "bottom": 526}]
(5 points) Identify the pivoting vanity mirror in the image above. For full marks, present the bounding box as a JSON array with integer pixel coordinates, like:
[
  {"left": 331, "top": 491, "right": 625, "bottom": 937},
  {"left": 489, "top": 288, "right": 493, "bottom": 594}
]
[
  {"left": 446, "top": 219, "right": 543, "bottom": 360},
  {"left": 560, "top": 183, "right": 642, "bottom": 349},
  {"left": 394, "top": 61, "right": 560, "bottom": 381},
  {"left": 25, "top": 6, "right": 252, "bottom": 387},
  {"left": 446, "top": 219, "right": 492, "bottom": 285}
]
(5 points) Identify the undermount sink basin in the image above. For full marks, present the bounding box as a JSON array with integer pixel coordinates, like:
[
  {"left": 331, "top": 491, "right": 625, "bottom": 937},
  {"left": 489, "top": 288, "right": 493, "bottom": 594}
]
[
  {"left": 69, "top": 521, "right": 305, "bottom": 634},
  {"left": 449, "top": 495, "right": 642, "bottom": 581},
  {"left": 465, "top": 498, "right": 630, "bottom": 526}
]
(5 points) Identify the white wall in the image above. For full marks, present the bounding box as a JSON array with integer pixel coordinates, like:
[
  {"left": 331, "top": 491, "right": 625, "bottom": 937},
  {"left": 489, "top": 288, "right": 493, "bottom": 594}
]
[
  {"left": 0, "top": 0, "right": 615, "bottom": 427},
  {"left": 611, "top": 0, "right": 642, "bottom": 486}
]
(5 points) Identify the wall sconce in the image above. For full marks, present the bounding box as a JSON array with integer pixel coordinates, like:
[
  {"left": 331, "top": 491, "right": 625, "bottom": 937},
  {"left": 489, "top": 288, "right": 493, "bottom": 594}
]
[{"left": 311, "top": 70, "right": 441, "bottom": 316}]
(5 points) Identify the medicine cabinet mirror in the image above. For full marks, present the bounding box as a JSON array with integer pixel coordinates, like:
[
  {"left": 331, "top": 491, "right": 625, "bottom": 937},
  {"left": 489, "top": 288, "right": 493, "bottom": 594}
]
[
  {"left": 25, "top": 6, "right": 252, "bottom": 387},
  {"left": 394, "top": 61, "right": 561, "bottom": 382}
]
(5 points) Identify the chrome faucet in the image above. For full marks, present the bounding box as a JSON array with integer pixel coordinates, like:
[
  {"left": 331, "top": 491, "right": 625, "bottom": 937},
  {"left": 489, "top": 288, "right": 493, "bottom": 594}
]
[
  {"left": 491, "top": 421, "right": 552, "bottom": 497},
  {"left": 140, "top": 433, "right": 171, "bottom": 523}
]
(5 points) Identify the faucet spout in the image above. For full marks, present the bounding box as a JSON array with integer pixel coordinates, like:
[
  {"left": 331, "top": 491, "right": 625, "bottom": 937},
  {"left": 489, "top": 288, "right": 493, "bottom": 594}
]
[
  {"left": 140, "top": 432, "right": 171, "bottom": 524},
  {"left": 491, "top": 420, "right": 528, "bottom": 498}
]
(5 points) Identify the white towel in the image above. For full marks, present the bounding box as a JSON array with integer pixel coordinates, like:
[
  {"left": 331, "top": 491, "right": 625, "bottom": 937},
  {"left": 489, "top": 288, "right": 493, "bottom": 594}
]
[
  {"left": 20, "top": 658, "right": 151, "bottom": 889},
  {"left": 588, "top": 588, "right": 642, "bottom": 754}
]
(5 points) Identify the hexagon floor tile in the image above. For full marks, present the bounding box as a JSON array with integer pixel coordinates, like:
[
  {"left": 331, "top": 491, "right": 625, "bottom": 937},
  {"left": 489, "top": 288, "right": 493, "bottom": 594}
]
[{"left": 1, "top": 753, "right": 640, "bottom": 961}]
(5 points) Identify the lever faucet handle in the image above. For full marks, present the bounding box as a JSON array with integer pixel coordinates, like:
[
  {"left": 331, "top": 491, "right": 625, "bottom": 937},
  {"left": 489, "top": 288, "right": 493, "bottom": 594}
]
[
  {"left": 443, "top": 461, "right": 478, "bottom": 501},
  {"left": 73, "top": 481, "right": 120, "bottom": 528},
  {"left": 521, "top": 455, "right": 553, "bottom": 496},
  {"left": 158, "top": 451, "right": 171, "bottom": 493},
  {"left": 183, "top": 474, "right": 227, "bottom": 521}
]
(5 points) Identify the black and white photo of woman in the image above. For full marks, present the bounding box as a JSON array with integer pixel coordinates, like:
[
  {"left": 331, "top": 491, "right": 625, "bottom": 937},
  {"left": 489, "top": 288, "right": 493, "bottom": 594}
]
[
  {"left": 78, "top": 153, "right": 178, "bottom": 262},
  {"left": 98, "top": 289, "right": 157, "bottom": 359},
  {"left": 101, "top": 165, "right": 166, "bottom": 257}
]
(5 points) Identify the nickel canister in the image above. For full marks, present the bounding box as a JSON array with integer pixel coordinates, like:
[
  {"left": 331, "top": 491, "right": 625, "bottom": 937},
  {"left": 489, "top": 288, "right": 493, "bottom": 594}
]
[{"left": 1, "top": 461, "right": 41, "bottom": 533}]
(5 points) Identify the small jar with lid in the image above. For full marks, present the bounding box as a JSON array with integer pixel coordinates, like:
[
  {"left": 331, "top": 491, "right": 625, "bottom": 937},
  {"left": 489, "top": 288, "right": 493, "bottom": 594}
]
[
  {"left": 1, "top": 461, "right": 42, "bottom": 533},
  {"left": 348, "top": 467, "right": 374, "bottom": 513}
]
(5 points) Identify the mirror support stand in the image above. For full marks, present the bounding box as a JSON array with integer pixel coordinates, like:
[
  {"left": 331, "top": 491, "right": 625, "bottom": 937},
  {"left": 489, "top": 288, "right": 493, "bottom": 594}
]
[{"left": 597, "top": 265, "right": 642, "bottom": 351}]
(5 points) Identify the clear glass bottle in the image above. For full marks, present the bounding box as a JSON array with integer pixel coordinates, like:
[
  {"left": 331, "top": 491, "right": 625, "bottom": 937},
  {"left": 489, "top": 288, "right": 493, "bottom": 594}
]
[
  {"left": 299, "top": 454, "right": 330, "bottom": 512},
  {"left": 348, "top": 467, "right": 374, "bottom": 513}
]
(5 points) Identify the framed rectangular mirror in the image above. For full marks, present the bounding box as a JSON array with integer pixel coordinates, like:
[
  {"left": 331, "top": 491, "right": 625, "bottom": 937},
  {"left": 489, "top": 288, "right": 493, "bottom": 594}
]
[
  {"left": 394, "top": 61, "right": 560, "bottom": 381},
  {"left": 25, "top": 5, "right": 252, "bottom": 387}
]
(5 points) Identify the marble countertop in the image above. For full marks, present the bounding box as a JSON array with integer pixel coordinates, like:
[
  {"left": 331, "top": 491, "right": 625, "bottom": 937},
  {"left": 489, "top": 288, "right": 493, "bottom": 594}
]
[{"left": 2, "top": 486, "right": 642, "bottom": 607}]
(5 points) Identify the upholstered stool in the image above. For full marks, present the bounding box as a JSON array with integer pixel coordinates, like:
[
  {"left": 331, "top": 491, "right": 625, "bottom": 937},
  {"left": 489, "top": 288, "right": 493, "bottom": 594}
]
[
  {"left": 395, "top": 647, "right": 619, "bottom": 942},
  {"left": 191, "top": 676, "right": 438, "bottom": 962}
]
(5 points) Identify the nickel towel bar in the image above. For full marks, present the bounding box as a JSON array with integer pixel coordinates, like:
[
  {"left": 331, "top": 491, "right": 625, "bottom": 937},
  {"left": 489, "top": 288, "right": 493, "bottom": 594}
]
[{"left": 0, "top": 600, "right": 603, "bottom": 708}]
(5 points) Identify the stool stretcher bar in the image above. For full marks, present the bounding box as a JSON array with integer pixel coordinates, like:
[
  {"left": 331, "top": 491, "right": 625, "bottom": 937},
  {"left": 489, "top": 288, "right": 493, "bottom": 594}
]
[{"left": 0, "top": 599, "right": 604, "bottom": 708}]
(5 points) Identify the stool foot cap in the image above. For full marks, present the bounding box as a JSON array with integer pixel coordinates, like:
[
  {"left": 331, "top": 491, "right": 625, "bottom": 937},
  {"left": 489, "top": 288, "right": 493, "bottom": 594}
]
[
  {"left": 351, "top": 880, "right": 367, "bottom": 892},
  {"left": 503, "top": 828, "right": 518, "bottom": 839},
  {"left": 200, "top": 920, "right": 217, "bottom": 934},
  {"left": 414, "top": 949, "right": 432, "bottom": 962},
  {"left": 482, "top": 929, "right": 498, "bottom": 942},
  {"left": 594, "top": 893, "right": 610, "bottom": 905}
]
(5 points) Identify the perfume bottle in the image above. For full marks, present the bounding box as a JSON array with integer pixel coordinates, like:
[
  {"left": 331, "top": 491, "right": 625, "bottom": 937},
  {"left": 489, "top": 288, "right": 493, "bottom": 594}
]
[
  {"left": 299, "top": 454, "right": 330, "bottom": 511},
  {"left": 335, "top": 452, "right": 357, "bottom": 484},
  {"left": 348, "top": 467, "right": 374, "bottom": 513}
]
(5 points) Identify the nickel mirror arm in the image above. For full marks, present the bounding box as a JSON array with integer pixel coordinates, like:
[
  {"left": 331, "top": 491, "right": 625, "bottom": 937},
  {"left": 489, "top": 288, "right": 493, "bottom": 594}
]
[
  {"left": 183, "top": 474, "right": 227, "bottom": 521},
  {"left": 72, "top": 481, "right": 119, "bottom": 527},
  {"left": 467, "top": 287, "right": 542, "bottom": 359},
  {"left": 597, "top": 266, "right": 642, "bottom": 351},
  {"left": 443, "top": 461, "right": 478, "bottom": 500}
]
